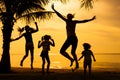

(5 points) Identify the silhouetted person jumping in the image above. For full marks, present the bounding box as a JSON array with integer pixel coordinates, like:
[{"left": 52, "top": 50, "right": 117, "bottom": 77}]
[
  {"left": 38, "top": 35, "right": 55, "bottom": 74},
  {"left": 78, "top": 43, "right": 96, "bottom": 76},
  {"left": 11, "top": 22, "right": 39, "bottom": 70},
  {"left": 52, "top": 4, "right": 96, "bottom": 69}
]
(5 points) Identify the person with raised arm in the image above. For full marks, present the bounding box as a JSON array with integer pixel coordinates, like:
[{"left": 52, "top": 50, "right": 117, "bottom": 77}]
[
  {"left": 51, "top": 4, "right": 96, "bottom": 69},
  {"left": 38, "top": 35, "right": 55, "bottom": 74},
  {"left": 11, "top": 22, "right": 39, "bottom": 70}
]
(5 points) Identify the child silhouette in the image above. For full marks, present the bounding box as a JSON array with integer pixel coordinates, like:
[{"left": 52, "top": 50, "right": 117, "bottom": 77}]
[
  {"left": 38, "top": 35, "right": 55, "bottom": 74},
  {"left": 78, "top": 43, "right": 96, "bottom": 76},
  {"left": 11, "top": 22, "right": 39, "bottom": 70}
]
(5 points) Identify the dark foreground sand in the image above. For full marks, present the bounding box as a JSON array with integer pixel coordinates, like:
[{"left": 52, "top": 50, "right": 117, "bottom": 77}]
[{"left": 0, "top": 67, "right": 120, "bottom": 80}]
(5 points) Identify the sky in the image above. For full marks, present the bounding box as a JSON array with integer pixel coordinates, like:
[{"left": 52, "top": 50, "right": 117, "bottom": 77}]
[{"left": 0, "top": 0, "right": 120, "bottom": 56}]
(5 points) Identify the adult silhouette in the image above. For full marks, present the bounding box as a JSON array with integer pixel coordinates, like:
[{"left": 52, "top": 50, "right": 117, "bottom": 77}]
[
  {"left": 52, "top": 4, "right": 96, "bottom": 69},
  {"left": 11, "top": 22, "right": 39, "bottom": 70}
]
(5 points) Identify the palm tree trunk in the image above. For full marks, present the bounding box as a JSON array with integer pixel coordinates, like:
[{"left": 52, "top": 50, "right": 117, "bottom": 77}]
[
  {"left": 0, "top": 13, "right": 13, "bottom": 72},
  {"left": 0, "top": 40, "right": 11, "bottom": 72}
]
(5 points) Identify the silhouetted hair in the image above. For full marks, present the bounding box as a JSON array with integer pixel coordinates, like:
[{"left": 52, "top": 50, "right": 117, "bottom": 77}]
[
  {"left": 67, "top": 13, "right": 74, "bottom": 19},
  {"left": 43, "top": 35, "right": 51, "bottom": 40},
  {"left": 18, "top": 27, "right": 24, "bottom": 34},
  {"left": 18, "top": 25, "right": 34, "bottom": 35},
  {"left": 25, "top": 25, "right": 30, "bottom": 31},
  {"left": 83, "top": 43, "right": 91, "bottom": 50}
]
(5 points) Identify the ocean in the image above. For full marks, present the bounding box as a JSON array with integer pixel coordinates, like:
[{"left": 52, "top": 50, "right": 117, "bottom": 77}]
[{"left": 0, "top": 53, "right": 120, "bottom": 70}]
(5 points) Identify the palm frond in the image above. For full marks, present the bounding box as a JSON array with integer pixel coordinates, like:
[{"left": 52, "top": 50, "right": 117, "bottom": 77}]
[
  {"left": 15, "top": 0, "right": 46, "bottom": 17},
  {"left": 80, "top": 0, "right": 94, "bottom": 9},
  {"left": 37, "top": 0, "right": 50, "bottom": 5},
  {"left": 16, "top": 11, "right": 54, "bottom": 23},
  {"left": 53, "top": 0, "right": 69, "bottom": 3}
]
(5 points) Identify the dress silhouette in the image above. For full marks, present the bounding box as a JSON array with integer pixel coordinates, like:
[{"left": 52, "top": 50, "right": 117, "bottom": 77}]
[
  {"left": 38, "top": 35, "right": 55, "bottom": 74},
  {"left": 52, "top": 4, "right": 96, "bottom": 69}
]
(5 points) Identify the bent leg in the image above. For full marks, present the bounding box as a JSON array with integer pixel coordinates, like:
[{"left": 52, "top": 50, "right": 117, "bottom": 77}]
[
  {"left": 71, "top": 52, "right": 79, "bottom": 69},
  {"left": 20, "top": 48, "right": 29, "bottom": 66},
  {"left": 71, "top": 37, "right": 79, "bottom": 68},
  {"left": 60, "top": 39, "right": 74, "bottom": 66}
]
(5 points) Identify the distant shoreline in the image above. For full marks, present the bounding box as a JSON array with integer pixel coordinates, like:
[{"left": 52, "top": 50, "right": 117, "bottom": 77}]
[{"left": 1, "top": 53, "right": 120, "bottom": 72}]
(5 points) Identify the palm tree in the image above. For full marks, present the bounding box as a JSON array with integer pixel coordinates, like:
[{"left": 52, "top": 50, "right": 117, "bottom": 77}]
[
  {"left": 0, "top": 0, "right": 54, "bottom": 73},
  {"left": 0, "top": 0, "right": 94, "bottom": 73}
]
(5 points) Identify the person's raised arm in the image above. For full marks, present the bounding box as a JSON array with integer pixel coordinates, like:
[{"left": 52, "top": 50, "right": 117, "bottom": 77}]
[
  {"left": 38, "top": 37, "right": 44, "bottom": 48},
  {"left": 38, "top": 41, "right": 41, "bottom": 48},
  {"left": 50, "top": 38, "right": 55, "bottom": 47},
  {"left": 31, "top": 22, "right": 39, "bottom": 33},
  {"left": 51, "top": 4, "right": 66, "bottom": 21},
  {"left": 75, "top": 16, "right": 96, "bottom": 23}
]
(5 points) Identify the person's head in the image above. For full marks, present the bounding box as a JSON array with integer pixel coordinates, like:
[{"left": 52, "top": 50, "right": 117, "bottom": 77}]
[
  {"left": 43, "top": 35, "right": 51, "bottom": 40},
  {"left": 67, "top": 13, "right": 74, "bottom": 20},
  {"left": 83, "top": 43, "right": 91, "bottom": 50},
  {"left": 25, "top": 25, "right": 30, "bottom": 31}
]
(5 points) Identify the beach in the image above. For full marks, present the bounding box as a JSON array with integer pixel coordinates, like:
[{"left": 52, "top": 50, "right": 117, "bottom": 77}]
[
  {"left": 0, "top": 53, "right": 120, "bottom": 80},
  {"left": 1, "top": 51, "right": 120, "bottom": 80},
  {"left": 0, "top": 67, "right": 120, "bottom": 80}
]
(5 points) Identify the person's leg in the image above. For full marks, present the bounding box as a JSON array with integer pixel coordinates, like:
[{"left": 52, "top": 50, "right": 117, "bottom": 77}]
[
  {"left": 84, "top": 61, "right": 87, "bottom": 76},
  {"left": 88, "top": 61, "right": 92, "bottom": 76},
  {"left": 71, "top": 37, "right": 79, "bottom": 68},
  {"left": 20, "top": 47, "right": 29, "bottom": 66},
  {"left": 42, "top": 57, "right": 45, "bottom": 74},
  {"left": 30, "top": 47, "right": 34, "bottom": 70},
  {"left": 60, "top": 38, "right": 74, "bottom": 66},
  {"left": 46, "top": 55, "right": 50, "bottom": 73},
  {"left": 71, "top": 52, "right": 79, "bottom": 69}
]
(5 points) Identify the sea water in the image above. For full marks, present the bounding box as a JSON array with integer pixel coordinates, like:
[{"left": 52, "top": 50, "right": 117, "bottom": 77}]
[{"left": 0, "top": 53, "right": 120, "bottom": 70}]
